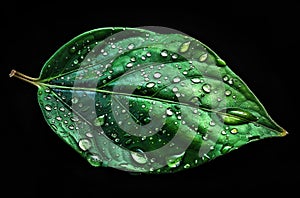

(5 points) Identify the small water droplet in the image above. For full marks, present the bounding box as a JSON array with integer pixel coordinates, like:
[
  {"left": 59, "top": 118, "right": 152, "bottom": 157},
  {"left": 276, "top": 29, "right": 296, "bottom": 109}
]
[
  {"left": 126, "top": 62, "right": 134, "bottom": 68},
  {"left": 191, "top": 78, "right": 201, "bottom": 83},
  {"left": 223, "top": 75, "right": 229, "bottom": 82},
  {"left": 71, "top": 97, "right": 78, "bottom": 104},
  {"left": 184, "top": 164, "right": 190, "bottom": 169},
  {"left": 172, "top": 54, "right": 178, "bottom": 59},
  {"left": 230, "top": 128, "right": 238, "bottom": 134},
  {"left": 160, "top": 50, "right": 168, "bottom": 57},
  {"left": 130, "top": 149, "right": 148, "bottom": 164},
  {"left": 146, "top": 82, "right": 155, "bottom": 88},
  {"left": 68, "top": 125, "right": 74, "bottom": 130},
  {"left": 165, "top": 108, "right": 173, "bottom": 116},
  {"left": 45, "top": 105, "right": 52, "bottom": 111},
  {"left": 209, "top": 121, "right": 216, "bottom": 126},
  {"left": 56, "top": 116, "right": 62, "bottom": 121},
  {"left": 73, "top": 59, "right": 79, "bottom": 64},
  {"left": 216, "top": 58, "right": 226, "bottom": 66},
  {"left": 199, "top": 53, "right": 208, "bottom": 62},
  {"left": 130, "top": 57, "right": 136, "bottom": 62},
  {"left": 179, "top": 41, "right": 190, "bottom": 53},
  {"left": 202, "top": 84, "right": 211, "bottom": 93},
  {"left": 94, "top": 115, "right": 105, "bottom": 126},
  {"left": 59, "top": 107, "right": 65, "bottom": 112},
  {"left": 225, "top": 90, "right": 232, "bottom": 96},
  {"left": 78, "top": 139, "right": 92, "bottom": 151},
  {"left": 173, "top": 77, "right": 181, "bottom": 83},
  {"left": 166, "top": 152, "right": 185, "bottom": 168},
  {"left": 172, "top": 87, "right": 179, "bottom": 92},
  {"left": 153, "top": 72, "right": 162, "bottom": 79},
  {"left": 146, "top": 52, "right": 151, "bottom": 57},
  {"left": 127, "top": 43, "right": 135, "bottom": 50}
]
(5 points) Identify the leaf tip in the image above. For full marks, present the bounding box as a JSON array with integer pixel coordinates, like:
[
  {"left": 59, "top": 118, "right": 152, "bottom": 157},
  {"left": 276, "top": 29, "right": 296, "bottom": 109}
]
[{"left": 280, "top": 129, "right": 288, "bottom": 137}]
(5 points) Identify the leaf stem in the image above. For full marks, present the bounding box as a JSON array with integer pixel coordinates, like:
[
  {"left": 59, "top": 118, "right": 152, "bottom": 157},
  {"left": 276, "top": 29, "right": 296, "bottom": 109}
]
[{"left": 9, "top": 69, "right": 40, "bottom": 87}]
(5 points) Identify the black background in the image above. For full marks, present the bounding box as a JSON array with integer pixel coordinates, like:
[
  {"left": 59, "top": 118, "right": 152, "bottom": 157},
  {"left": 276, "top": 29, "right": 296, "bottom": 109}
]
[{"left": 1, "top": 2, "right": 299, "bottom": 197}]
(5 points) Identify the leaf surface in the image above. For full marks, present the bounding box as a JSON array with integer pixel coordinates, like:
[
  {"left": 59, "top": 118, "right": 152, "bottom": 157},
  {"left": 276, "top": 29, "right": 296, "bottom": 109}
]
[{"left": 11, "top": 27, "right": 286, "bottom": 173}]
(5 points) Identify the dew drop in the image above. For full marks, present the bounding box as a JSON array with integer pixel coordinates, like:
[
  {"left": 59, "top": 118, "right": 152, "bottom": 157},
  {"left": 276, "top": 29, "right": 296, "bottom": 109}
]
[
  {"left": 73, "top": 59, "right": 79, "bottom": 64},
  {"left": 146, "top": 52, "right": 151, "bottom": 57},
  {"left": 199, "top": 53, "right": 208, "bottom": 62},
  {"left": 160, "top": 50, "right": 168, "bottom": 57},
  {"left": 166, "top": 152, "right": 185, "bottom": 168},
  {"left": 146, "top": 82, "right": 156, "bottom": 88},
  {"left": 71, "top": 97, "right": 78, "bottom": 104},
  {"left": 59, "top": 107, "right": 65, "bottom": 112},
  {"left": 56, "top": 116, "right": 62, "bottom": 121},
  {"left": 78, "top": 139, "right": 92, "bottom": 151},
  {"left": 153, "top": 72, "right": 162, "bottom": 79},
  {"left": 179, "top": 41, "right": 190, "bottom": 53},
  {"left": 172, "top": 87, "right": 179, "bottom": 92},
  {"left": 127, "top": 43, "right": 135, "bottom": 50},
  {"left": 202, "top": 84, "right": 211, "bottom": 93},
  {"left": 184, "top": 164, "right": 190, "bottom": 169},
  {"left": 225, "top": 90, "right": 232, "bottom": 96},
  {"left": 44, "top": 105, "right": 52, "bottom": 111},
  {"left": 230, "top": 128, "right": 238, "bottom": 134},
  {"left": 223, "top": 75, "right": 229, "bottom": 82},
  {"left": 126, "top": 62, "right": 134, "bottom": 68},
  {"left": 93, "top": 115, "right": 105, "bottom": 126},
  {"left": 191, "top": 78, "right": 201, "bottom": 83},
  {"left": 172, "top": 54, "right": 178, "bottom": 59},
  {"left": 173, "top": 76, "right": 181, "bottom": 83},
  {"left": 165, "top": 108, "right": 173, "bottom": 116},
  {"left": 130, "top": 149, "right": 148, "bottom": 164}
]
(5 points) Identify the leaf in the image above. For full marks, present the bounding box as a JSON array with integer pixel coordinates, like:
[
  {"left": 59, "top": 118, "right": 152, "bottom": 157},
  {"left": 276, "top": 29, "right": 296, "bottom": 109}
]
[{"left": 10, "top": 27, "right": 287, "bottom": 174}]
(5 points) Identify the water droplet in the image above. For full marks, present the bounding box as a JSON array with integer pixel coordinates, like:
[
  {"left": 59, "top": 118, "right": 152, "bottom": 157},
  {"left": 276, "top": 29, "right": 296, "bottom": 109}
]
[
  {"left": 59, "top": 107, "right": 65, "bottom": 112},
  {"left": 165, "top": 108, "right": 173, "bottom": 116},
  {"left": 93, "top": 115, "right": 105, "bottom": 126},
  {"left": 146, "top": 52, "right": 151, "bottom": 57},
  {"left": 153, "top": 72, "right": 162, "bottom": 79},
  {"left": 130, "top": 149, "right": 147, "bottom": 164},
  {"left": 225, "top": 90, "right": 232, "bottom": 96},
  {"left": 56, "top": 116, "right": 62, "bottom": 121},
  {"left": 71, "top": 97, "right": 78, "bottom": 104},
  {"left": 191, "top": 78, "right": 201, "bottom": 83},
  {"left": 73, "top": 59, "right": 79, "bottom": 64},
  {"left": 126, "top": 62, "right": 134, "bottom": 68},
  {"left": 209, "top": 121, "right": 216, "bottom": 126},
  {"left": 160, "top": 50, "right": 168, "bottom": 57},
  {"left": 179, "top": 41, "right": 190, "bottom": 53},
  {"left": 78, "top": 139, "right": 92, "bottom": 151},
  {"left": 127, "top": 43, "right": 135, "bottom": 50},
  {"left": 230, "top": 128, "right": 238, "bottom": 134},
  {"left": 172, "top": 54, "right": 178, "bottom": 59},
  {"left": 87, "top": 154, "right": 102, "bottom": 167},
  {"left": 223, "top": 75, "right": 229, "bottom": 82},
  {"left": 218, "top": 107, "right": 258, "bottom": 125},
  {"left": 68, "top": 125, "right": 74, "bottom": 130},
  {"left": 221, "top": 145, "right": 232, "bottom": 154},
  {"left": 130, "top": 57, "right": 136, "bottom": 62},
  {"left": 146, "top": 82, "right": 155, "bottom": 88},
  {"left": 166, "top": 152, "right": 185, "bottom": 168},
  {"left": 184, "top": 164, "right": 190, "bottom": 169},
  {"left": 172, "top": 87, "right": 179, "bottom": 92},
  {"left": 173, "top": 77, "right": 181, "bottom": 83},
  {"left": 202, "top": 84, "right": 211, "bottom": 93},
  {"left": 199, "top": 53, "right": 208, "bottom": 62},
  {"left": 44, "top": 105, "right": 52, "bottom": 111}
]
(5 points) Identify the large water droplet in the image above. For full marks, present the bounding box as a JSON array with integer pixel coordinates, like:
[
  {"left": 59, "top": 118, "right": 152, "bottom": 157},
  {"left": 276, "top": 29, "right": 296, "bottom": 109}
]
[
  {"left": 179, "top": 41, "right": 190, "bottom": 53},
  {"left": 202, "top": 84, "right": 211, "bottom": 93},
  {"left": 217, "top": 107, "right": 258, "bottom": 125},
  {"left": 87, "top": 153, "right": 102, "bottom": 167},
  {"left": 78, "top": 139, "right": 92, "bottom": 151},
  {"left": 71, "top": 97, "right": 79, "bottom": 104},
  {"left": 146, "top": 82, "right": 156, "bottom": 88},
  {"left": 130, "top": 149, "right": 148, "bottom": 164},
  {"left": 93, "top": 115, "right": 105, "bottom": 126},
  {"left": 166, "top": 152, "right": 185, "bottom": 168}
]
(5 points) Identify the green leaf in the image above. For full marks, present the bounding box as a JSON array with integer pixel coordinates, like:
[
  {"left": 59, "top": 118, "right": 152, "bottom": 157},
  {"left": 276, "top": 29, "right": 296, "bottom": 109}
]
[{"left": 10, "top": 27, "right": 287, "bottom": 174}]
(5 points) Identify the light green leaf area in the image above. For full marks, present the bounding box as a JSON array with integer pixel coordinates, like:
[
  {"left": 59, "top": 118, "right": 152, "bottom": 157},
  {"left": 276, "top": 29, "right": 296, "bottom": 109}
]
[{"left": 12, "top": 27, "right": 286, "bottom": 174}]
